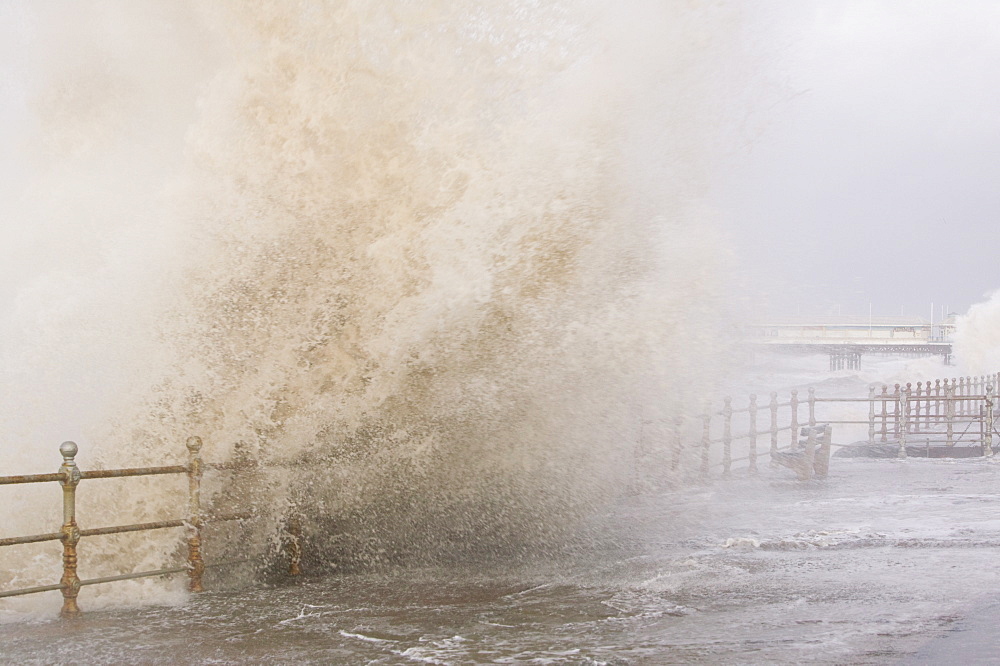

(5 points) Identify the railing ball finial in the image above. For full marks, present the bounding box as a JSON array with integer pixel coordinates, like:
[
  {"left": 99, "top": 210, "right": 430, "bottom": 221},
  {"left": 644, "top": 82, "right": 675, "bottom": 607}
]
[
  {"left": 186, "top": 436, "right": 203, "bottom": 454},
  {"left": 60, "top": 441, "right": 78, "bottom": 462}
]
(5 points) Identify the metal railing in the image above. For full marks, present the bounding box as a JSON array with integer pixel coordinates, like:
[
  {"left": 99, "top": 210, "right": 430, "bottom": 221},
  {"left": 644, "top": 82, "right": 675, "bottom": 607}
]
[
  {"left": 867, "top": 375, "right": 1000, "bottom": 453},
  {"left": 674, "top": 372, "right": 1000, "bottom": 479},
  {"left": 0, "top": 437, "right": 302, "bottom": 617},
  {"left": 652, "top": 373, "right": 1000, "bottom": 478},
  {"left": 643, "top": 389, "right": 821, "bottom": 480}
]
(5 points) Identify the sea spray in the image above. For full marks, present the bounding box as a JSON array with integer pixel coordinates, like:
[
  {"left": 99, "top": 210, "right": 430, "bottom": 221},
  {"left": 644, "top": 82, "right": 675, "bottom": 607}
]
[
  {"left": 1, "top": 0, "right": 741, "bottom": 612},
  {"left": 954, "top": 292, "right": 1000, "bottom": 374}
]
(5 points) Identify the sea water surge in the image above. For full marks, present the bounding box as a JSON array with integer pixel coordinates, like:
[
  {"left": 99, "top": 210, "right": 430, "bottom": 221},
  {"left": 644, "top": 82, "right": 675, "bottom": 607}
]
[
  {"left": 6, "top": 354, "right": 1000, "bottom": 663},
  {"left": 2, "top": 0, "right": 738, "bottom": 618},
  {"left": 4, "top": 2, "right": 1000, "bottom": 664}
]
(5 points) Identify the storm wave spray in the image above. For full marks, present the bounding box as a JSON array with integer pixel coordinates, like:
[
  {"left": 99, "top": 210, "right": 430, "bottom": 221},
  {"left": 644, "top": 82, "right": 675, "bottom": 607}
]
[
  {"left": 0, "top": 0, "right": 739, "bottom": 611},
  {"left": 954, "top": 292, "right": 1000, "bottom": 374}
]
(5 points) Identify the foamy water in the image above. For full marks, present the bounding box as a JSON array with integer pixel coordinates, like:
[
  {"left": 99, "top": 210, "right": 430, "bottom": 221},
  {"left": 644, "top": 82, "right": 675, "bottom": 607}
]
[
  {"left": 6, "top": 427, "right": 1000, "bottom": 663},
  {"left": 1, "top": 1, "right": 744, "bottom": 614}
]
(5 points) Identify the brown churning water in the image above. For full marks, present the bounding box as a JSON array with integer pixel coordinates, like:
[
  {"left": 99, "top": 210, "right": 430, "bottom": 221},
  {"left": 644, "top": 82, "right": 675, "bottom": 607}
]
[{"left": 0, "top": 1, "right": 743, "bottom": 614}]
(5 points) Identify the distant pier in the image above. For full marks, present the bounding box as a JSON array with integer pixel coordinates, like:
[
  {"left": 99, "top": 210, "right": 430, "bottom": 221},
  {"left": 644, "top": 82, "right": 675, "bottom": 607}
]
[{"left": 746, "top": 315, "right": 954, "bottom": 369}]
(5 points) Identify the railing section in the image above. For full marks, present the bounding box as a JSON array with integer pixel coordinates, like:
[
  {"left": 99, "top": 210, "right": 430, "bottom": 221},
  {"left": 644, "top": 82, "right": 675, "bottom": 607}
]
[
  {"left": 0, "top": 437, "right": 303, "bottom": 617},
  {"left": 665, "top": 371, "right": 999, "bottom": 479},
  {"left": 684, "top": 388, "right": 815, "bottom": 479},
  {"left": 864, "top": 374, "right": 998, "bottom": 453}
]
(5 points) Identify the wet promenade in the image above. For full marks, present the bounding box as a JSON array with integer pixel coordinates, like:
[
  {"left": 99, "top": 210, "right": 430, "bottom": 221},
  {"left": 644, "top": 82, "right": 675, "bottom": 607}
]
[{"left": 3, "top": 456, "right": 1000, "bottom": 664}]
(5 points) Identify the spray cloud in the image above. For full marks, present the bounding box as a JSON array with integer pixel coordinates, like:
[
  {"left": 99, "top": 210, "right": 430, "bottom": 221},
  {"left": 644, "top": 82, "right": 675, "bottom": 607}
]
[{"left": 0, "top": 0, "right": 742, "bottom": 601}]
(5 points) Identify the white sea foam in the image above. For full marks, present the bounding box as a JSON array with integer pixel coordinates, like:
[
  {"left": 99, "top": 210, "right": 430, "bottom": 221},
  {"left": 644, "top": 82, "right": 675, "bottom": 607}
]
[{"left": 954, "top": 290, "right": 1000, "bottom": 374}]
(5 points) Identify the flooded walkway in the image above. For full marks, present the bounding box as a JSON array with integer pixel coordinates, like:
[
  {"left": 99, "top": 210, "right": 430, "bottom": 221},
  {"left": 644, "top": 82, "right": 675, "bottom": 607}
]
[{"left": 4, "top": 457, "right": 1000, "bottom": 664}]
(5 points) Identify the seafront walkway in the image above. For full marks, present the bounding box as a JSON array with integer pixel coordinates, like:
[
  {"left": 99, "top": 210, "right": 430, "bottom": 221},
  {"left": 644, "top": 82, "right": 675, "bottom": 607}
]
[
  {"left": 4, "top": 367, "right": 999, "bottom": 616},
  {"left": 3, "top": 455, "right": 1000, "bottom": 663}
]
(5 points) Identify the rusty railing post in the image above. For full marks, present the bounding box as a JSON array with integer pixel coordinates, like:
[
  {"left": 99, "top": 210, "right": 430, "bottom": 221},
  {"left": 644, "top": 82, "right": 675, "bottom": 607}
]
[
  {"left": 59, "top": 441, "right": 82, "bottom": 618},
  {"left": 923, "top": 379, "right": 929, "bottom": 430},
  {"left": 985, "top": 385, "right": 995, "bottom": 457},
  {"left": 934, "top": 379, "right": 941, "bottom": 425},
  {"left": 928, "top": 380, "right": 936, "bottom": 430},
  {"left": 898, "top": 386, "right": 909, "bottom": 458},
  {"left": 905, "top": 383, "right": 913, "bottom": 436},
  {"left": 925, "top": 380, "right": 932, "bottom": 431},
  {"left": 963, "top": 376, "right": 975, "bottom": 416},
  {"left": 973, "top": 376, "right": 979, "bottom": 416},
  {"left": 186, "top": 436, "right": 205, "bottom": 593},
  {"left": 287, "top": 515, "right": 303, "bottom": 576},
  {"left": 969, "top": 376, "right": 975, "bottom": 405},
  {"left": 789, "top": 390, "right": 799, "bottom": 450},
  {"left": 808, "top": 387, "right": 816, "bottom": 427},
  {"left": 748, "top": 394, "right": 758, "bottom": 474},
  {"left": 868, "top": 385, "right": 876, "bottom": 445},
  {"left": 959, "top": 377, "right": 967, "bottom": 417},
  {"left": 880, "top": 384, "right": 889, "bottom": 442},
  {"left": 892, "top": 383, "right": 901, "bottom": 438},
  {"left": 980, "top": 404, "right": 986, "bottom": 453},
  {"left": 946, "top": 379, "right": 955, "bottom": 446}
]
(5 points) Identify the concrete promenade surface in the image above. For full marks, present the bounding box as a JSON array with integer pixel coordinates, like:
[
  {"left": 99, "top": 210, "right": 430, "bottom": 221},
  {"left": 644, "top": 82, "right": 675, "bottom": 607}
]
[
  {"left": 906, "top": 596, "right": 1000, "bottom": 664},
  {"left": 3, "top": 454, "right": 1000, "bottom": 664},
  {"left": 629, "top": 455, "right": 1000, "bottom": 664}
]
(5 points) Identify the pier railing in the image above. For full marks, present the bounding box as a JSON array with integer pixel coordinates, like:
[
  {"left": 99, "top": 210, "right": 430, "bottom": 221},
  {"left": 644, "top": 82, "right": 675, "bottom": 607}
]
[
  {"left": 681, "top": 372, "right": 999, "bottom": 478},
  {"left": 0, "top": 438, "right": 302, "bottom": 617}
]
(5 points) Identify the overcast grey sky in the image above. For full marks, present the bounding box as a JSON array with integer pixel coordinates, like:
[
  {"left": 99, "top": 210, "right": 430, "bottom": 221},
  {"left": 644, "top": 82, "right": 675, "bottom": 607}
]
[
  {"left": 2, "top": 2, "right": 997, "bottom": 324},
  {"left": 718, "top": 0, "right": 1000, "bottom": 321}
]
